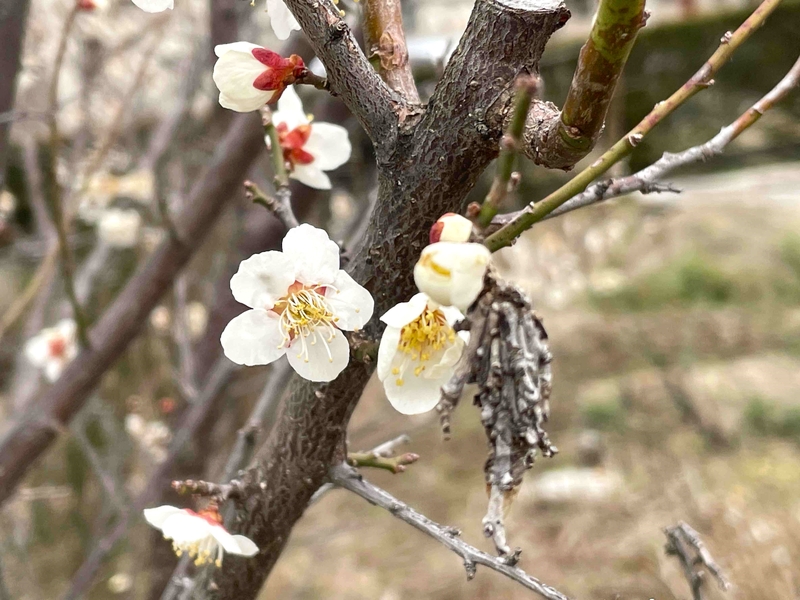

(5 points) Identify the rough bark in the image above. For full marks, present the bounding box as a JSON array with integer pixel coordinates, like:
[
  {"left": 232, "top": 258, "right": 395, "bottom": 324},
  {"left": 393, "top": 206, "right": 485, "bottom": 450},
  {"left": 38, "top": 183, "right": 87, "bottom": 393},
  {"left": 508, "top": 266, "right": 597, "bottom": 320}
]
[
  {"left": 199, "top": 1, "right": 569, "bottom": 598},
  {"left": 0, "top": 0, "right": 31, "bottom": 190}
]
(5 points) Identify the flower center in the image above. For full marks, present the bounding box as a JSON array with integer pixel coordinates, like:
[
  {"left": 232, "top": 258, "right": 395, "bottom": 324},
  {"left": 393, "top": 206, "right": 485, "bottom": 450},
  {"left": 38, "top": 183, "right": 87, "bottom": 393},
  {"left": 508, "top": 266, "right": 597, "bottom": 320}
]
[
  {"left": 48, "top": 337, "right": 67, "bottom": 358},
  {"left": 273, "top": 283, "right": 339, "bottom": 364},
  {"left": 170, "top": 536, "right": 224, "bottom": 568},
  {"left": 392, "top": 308, "right": 455, "bottom": 386},
  {"left": 277, "top": 122, "right": 314, "bottom": 168}
]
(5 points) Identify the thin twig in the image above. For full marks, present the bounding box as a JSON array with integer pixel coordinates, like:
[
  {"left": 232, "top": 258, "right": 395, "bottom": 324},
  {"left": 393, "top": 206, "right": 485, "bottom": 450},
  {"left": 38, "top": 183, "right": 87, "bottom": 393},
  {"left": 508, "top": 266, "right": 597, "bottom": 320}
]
[
  {"left": 477, "top": 75, "right": 539, "bottom": 228},
  {"left": 244, "top": 180, "right": 298, "bottom": 230},
  {"left": 485, "top": 0, "right": 783, "bottom": 250},
  {"left": 46, "top": 4, "right": 90, "bottom": 347},
  {"left": 329, "top": 463, "right": 570, "bottom": 600},
  {"left": 489, "top": 53, "right": 800, "bottom": 229},
  {"left": 295, "top": 70, "right": 331, "bottom": 93},
  {"left": 665, "top": 521, "right": 731, "bottom": 600}
]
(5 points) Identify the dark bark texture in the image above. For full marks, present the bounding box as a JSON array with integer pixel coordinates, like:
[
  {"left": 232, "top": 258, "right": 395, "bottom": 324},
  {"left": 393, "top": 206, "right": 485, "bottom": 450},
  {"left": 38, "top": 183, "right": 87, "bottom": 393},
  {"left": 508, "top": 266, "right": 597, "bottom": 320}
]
[
  {"left": 199, "top": 1, "right": 570, "bottom": 598},
  {"left": 0, "top": 0, "right": 31, "bottom": 190}
]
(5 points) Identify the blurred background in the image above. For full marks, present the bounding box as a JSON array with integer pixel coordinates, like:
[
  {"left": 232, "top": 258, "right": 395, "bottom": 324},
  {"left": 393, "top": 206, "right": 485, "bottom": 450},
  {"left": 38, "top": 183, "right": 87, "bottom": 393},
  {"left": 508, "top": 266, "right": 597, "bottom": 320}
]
[{"left": 1, "top": 0, "right": 800, "bottom": 598}]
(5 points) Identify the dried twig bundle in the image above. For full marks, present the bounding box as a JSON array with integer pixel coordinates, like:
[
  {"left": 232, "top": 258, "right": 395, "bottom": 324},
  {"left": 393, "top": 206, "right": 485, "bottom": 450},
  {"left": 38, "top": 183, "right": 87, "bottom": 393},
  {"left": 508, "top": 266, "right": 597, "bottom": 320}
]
[{"left": 438, "top": 272, "right": 556, "bottom": 558}]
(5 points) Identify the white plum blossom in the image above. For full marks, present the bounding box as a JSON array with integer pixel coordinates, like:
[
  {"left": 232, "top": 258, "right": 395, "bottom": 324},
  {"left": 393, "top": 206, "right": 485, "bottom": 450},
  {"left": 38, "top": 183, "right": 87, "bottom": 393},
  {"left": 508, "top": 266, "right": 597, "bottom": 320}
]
[
  {"left": 98, "top": 208, "right": 142, "bottom": 248},
  {"left": 378, "top": 293, "right": 467, "bottom": 415},
  {"left": 429, "top": 213, "right": 474, "bottom": 244},
  {"left": 144, "top": 506, "right": 258, "bottom": 566},
  {"left": 272, "top": 87, "right": 351, "bottom": 189},
  {"left": 266, "top": 0, "right": 301, "bottom": 40},
  {"left": 413, "top": 242, "right": 491, "bottom": 312},
  {"left": 130, "top": 0, "right": 173, "bottom": 12},
  {"left": 221, "top": 224, "right": 373, "bottom": 382},
  {"left": 24, "top": 319, "right": 78, "bottom": 382},
  {"left": 212, "top": 43, "right": 305, "bottom": 113}
]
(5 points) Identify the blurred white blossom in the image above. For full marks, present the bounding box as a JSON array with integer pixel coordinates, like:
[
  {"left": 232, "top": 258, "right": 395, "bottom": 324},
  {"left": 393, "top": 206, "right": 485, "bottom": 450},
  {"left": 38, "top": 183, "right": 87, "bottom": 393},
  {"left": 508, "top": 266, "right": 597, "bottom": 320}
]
[
  {"left": 266, "top": 0, "right": 301, "bottom": 40},
  {"left": 131, "top": 0, "right": 173, "bottom": 13},
  {"left": 98, "top": 208, "right": 142, "bottom": 248},
  {"left": 144, "top": 506, "right": 258, "bottom": 566},
  {"left": 429, "top": 213, "right": 473, "bottom": 243},
  {"left": 24, "top": 319, "right": 78, "bottom": 382}
]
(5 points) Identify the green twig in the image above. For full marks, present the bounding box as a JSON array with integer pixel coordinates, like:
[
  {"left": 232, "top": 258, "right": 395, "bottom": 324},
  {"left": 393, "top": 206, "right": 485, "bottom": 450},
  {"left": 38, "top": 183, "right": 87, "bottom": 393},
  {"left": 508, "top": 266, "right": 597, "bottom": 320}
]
[
  {"left": 477, "top": 75, "right": 539, "bottom": 228},
  {"left": 347, "top": 451, "right": 419, "bottom": 474},
  {"left": 260, "top": 105, "right": 290, "bottom": 189},
  {"left": 484, "top": 0, "right": 782, "bottom": 251}
]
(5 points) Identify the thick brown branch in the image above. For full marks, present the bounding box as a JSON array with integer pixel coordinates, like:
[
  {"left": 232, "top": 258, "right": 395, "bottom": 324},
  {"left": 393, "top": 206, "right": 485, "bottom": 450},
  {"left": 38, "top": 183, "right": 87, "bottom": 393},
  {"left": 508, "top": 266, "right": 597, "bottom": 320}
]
[
  {"left": 0, "top": 0, "right": 31, "bottom": 190},
  {"left": 283, "top": 0, "right": 400, "bottom": 146},
  {"left": 363, "top": 0, "right": 421, "bottom": 104},
  {"left": 329, "top": 463, "right": 571, "bottom": 600},
  {"left": 196, "top": 2, "right": 569, "bottom": 598}
]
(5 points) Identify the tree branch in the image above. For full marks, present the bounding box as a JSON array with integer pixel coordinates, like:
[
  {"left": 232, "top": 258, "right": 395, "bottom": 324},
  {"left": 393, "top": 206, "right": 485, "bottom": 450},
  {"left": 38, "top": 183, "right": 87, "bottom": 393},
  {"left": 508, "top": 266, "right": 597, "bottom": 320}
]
[
  {"left": 533, "top": 0, "right": 647, "bottom": 168},
  {"left": 363, "top": 0, "right": 420, "bottom": 104},
  {"left": 0, "top": 0, "right": 31, "bottom": 190},
  {"left": 283, "top": 0, "right": 400, "bottom": 145},
  {"left": 329, "top": 463, "right": 571, "bottom": 600},
  {"left": 0, "top": 112, "right": 265, "bottom": 506},
  {"left": 196, "top": 4, "right": 570, "bottom": 598},
  {"left": 488, "top": 53, "right": 800, "bottom": 230},
  {"left": 487, "top": 0, "right": 783, "bottom": 250},
  {"left": 664, "top": 522, "right": 731, "bottom": 600}
]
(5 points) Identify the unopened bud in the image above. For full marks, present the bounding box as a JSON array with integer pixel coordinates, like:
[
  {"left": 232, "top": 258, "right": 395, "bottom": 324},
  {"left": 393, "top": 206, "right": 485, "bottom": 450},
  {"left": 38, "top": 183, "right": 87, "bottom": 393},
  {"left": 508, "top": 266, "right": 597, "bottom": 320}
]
[
  {"left": 414, "top": 242, "right": 490, "bottom": 311},
  {"left": 429, "top": 213, "right": 473, "bottom": 244}
]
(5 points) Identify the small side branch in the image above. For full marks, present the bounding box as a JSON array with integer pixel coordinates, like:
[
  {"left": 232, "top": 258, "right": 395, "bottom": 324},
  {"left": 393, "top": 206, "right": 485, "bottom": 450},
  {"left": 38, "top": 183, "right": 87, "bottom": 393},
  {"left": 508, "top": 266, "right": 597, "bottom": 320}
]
[
  {"left": 488, "top": 53, "right": 800, "bottom": 230},
  {"left": 489, "top": 0, "right": 783, "bottom": 250},
  {"left": 347, "top": 434, "right": 419, "bottom": 473},
  {"left": 664, "top": 522, "right": 731, "bottom": 600},
  {"left": 244, "top": 181, "right": 298, "bottom": 230},
  {"left": 477, "top": 75, "right": 539, "bottom": 228},
  {"left": 547, "top": 0, "right": 647, "bottom": 164},
  {"left": 329, "top": 463, "right": 570, "bottom": 600},
  {"left": 363, "top": 0, "right": 420, "bottom": 104},
  {"left": 254, "top": 106, "right": 299, "bottom": 229}
]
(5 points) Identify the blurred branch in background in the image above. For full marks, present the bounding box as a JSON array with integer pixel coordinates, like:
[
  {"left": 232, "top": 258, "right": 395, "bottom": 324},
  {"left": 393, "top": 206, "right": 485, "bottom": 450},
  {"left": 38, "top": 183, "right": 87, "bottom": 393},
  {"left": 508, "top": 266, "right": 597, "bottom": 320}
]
[
  {"left": 665, "top": 521, "right": 731, "bottom": 600},
  {"left": 0, "top": 0, "right": 31, "bottom": 191}
]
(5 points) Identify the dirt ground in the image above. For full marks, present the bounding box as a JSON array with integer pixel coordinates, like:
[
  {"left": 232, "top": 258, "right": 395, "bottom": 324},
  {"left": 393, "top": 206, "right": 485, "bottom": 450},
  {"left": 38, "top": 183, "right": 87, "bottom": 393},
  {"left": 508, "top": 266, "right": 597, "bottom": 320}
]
[{"left": 263, "top": 161, "right": 800, "bottom": 600}]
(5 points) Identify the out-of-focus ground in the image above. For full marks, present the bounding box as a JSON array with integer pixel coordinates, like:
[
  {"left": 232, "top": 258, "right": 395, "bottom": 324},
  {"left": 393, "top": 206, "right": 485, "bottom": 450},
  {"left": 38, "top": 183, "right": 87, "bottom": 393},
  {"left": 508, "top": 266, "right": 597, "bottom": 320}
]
[{"left": 264, "top": 161, "right": 800, "bottom": 600}]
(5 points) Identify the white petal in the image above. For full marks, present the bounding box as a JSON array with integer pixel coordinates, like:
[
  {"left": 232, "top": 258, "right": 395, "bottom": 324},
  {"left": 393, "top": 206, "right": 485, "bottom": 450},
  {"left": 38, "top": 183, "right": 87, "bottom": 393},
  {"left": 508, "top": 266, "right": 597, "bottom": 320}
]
[
  {"left": 286, "top": 327, "right": 349, "bottom": 382},
  {"left": 377, "top": 326, "right": 401, "bottom": 381},
  {"left": 214, "top": 42, "right": 261, "bottom": 58},
  {"left": 44, "top": 360, "right": 63, "bottom": 383},
  {"left": 413, "top": 242, "right": 490, "bottom": 311},
  {"left": 303, "top": 123, "right": 351, "bottom": 171},
  {"left": 143, "top": 506, "right": 184, "bottom": 530},
  {"left": 24, "top": 335, "right": 50, "bottom": 367},
  {"left": 55, "top": 318, "right": 77, "bottom": 340},
  {"left": 210, "top": 525, "right": 259, "bottom": 556},
  {"left": 221, "top": 310, "right": 287, "bottom": 367},
  {"left": 267, "top": 0, "right": 301, "bottom": 40},
  {"left": 327, "top": 271, "right": 373, "bottom": 331},
  {"left": 230, "top": 535, "right": 260, "bottom": 557},
  {"left": 131, "top": 0, "right": 173, "bottom": 12},
  {"left": 380, "top": 293, "right": 428, "bottom": 328},
  {"left": 273, "top": 86, "right": 307, "bottom": 129},
  {"left": 383, "top": 357, "right": 446, "bottom": 415},
  {"left": 161, "top": 512, "right": 211, "bottom": 544},
  {"left": 427, "top": 335, "right": 465, "bottom": 379},
  {"left": 230, "top": 251, "right": 295, "bottom": 310},
  {"left": 281, "top": 224, "right": 339, "bottom": 285},
  {"left": 213, "top": 48, "right": 273, "bottom": 113},
  {"left": 291, "top": 164, "right": 331, "bottom": 190},
  {"left": 440, "top": 305, "right": 465, "bottom": 327}
]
